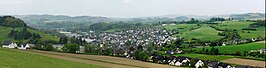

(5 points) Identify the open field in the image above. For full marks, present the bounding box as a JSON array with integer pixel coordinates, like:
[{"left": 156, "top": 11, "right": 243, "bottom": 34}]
[
  {"left": 178, "top": 25, "right": 223, "bottom": 41},
  {"left": 0, "top": 26, "right": 13, "bottom": 42},
  {"left": 164, "top": 24, "right": 200, "bottom": 33},
  {"left": 20, "top": 50, "right": 177, "bottom": 68},
  {"left": 174, "top": 54, "right": 234, "bottom": 61},
  {"left": 0, "top": 48, "right": 104, "bottom": 68},
  {"left": 221, "top": 58, "right": 265, "bottom": 67},
  {"left": 193, "top": 41, "right": 266, "bottom": 54},
  {"left": 212, "top": 21, "right": 265, "bottom": 38},
  {"left": 164, "top": 24, "right": 223, "bottom": 41}
]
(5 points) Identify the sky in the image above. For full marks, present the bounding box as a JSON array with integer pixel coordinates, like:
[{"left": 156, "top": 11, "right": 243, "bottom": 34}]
[{"left": 0, "top": 0, "right": 265, "bottom": 18}]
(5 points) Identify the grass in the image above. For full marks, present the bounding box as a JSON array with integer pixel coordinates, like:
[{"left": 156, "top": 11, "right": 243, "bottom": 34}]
[
  {"left": 0, "top": 48, "right": 105, "bottom": 68},
  {"left": 164, "top": 24, "right": 200, "bottom": 33},
  {"left": 212, "top": 21, "right": 265, "bottom": 39},
  {"left": 174, "top": 54, "right": 234, "bottom": 61},
  {"left": 178, "top": 25, "right": 223, "bottom": 41},
  {"left": 0, "top": 26, "right": 13, "bottom": 42},
  {"left": 164, "top": 24, "right": 223, "bottom": 41},
  {"left": 0, "top": 26, "right": 58, "bottom": 42},
  {"left": 193, "top": 41, "right": 266, "bottom": 54}
]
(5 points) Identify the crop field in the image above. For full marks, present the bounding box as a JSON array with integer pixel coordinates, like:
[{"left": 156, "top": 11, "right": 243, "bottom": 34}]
[
  {"left": 221, "top": 58, "right": 265, "bottom": 67},
  {"left": 0, "top": 48, "right": 104, "bottom": 68},
  {"left": 193, "top": 41, "right": 266, "bottom": 54}
]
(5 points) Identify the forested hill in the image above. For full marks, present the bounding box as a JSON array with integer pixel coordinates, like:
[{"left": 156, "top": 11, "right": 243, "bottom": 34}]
[
  {"left": 0, "top": 16, "right": 58, "bottom": 43},
  {"left": 0, "top": 16, "right": 27, "bottom": 27}
]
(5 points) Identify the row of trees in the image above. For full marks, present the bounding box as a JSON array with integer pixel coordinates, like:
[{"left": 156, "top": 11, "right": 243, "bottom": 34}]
[{"left": 218, "top": 29, "right": 241, "bottom": 41}]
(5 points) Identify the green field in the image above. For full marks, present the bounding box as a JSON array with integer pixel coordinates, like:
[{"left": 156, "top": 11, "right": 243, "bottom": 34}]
[
  {"left": 179, "top": 25, "right": 223, "bottom": 41},
  {"left": 193, "top": 41, "right": 266, "bottom": 54},
  {"left": 174, "top": 54, "right": 234, "bottom": 61},
  {"left": 0, "top": 48, "right": 104, "bottom": 68},
  {"left": 163, "top": 21, "right": 265, "bottom": 41},
  {"left": 0, "top": 26, "right": 58, "bottom": 42},
  {"left": 164, "top": 24, "right": 223, "bottom": 41},
  {"left": 212, "top": 21, "right": 265, "bottom": 39},
  {"left": 164, "top": 24, "right": 200, "bottom": 33},
  {"left": 0, "top": 26, "right": 13, "bottom": 42}
]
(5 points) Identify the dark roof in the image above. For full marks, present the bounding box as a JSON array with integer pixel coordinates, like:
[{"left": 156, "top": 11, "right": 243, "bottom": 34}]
[
  {"left": 234, "top": 65, "right": 254, "bottom": 68},
  {"left": 1, "top": 40, "right": 12, "bottom": 45},
  {"left": 218, "top": 63, "right": 231, "bottom": 68},
  {"left": 208, "top": 61, "right": 219, "bottom": 68}
]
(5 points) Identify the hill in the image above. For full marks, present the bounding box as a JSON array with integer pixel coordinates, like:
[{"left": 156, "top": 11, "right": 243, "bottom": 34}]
[
  {"left": 230, "top": 13, "right": 265, "bottom": 20},
  {"left": 0, "top": 16, "right": 26, "bottom": 27},
  {"left": 0, "top": 48, "right": 104, "bottom": 68},
  {"left": 0, "top": 16, "right": 58, "bottom": 43}
]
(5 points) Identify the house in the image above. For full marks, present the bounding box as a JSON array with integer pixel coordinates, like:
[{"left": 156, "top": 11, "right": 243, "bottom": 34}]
[
  {"left": 218, "top": 63, "right": 232, "bottom": 68},
  {"left": 18, "top": 43, "right": 30, "bottom": 50},
  {"left": 208, "top": 61, "right": 219, "bottom": 68},
  {"left": 52, "top": 44, "right": 64, "bottom": 51},
  {"left": 208, "top": 61, "right": 232, "bottom": 68},
  {"left": 2, "top": 42, "right": 18, "bottom": 49},
  {"left": 249, "top": 48, "right": 266, "bottom": 54},
  {"left": 222, "top": 42, "right": 226, "bottom": 46},
  {"left": 260, "top": 48, "right": 266, "bottom": 54},
  {"left": 195, "top": 60, "right": 204, "bottom": 68}
]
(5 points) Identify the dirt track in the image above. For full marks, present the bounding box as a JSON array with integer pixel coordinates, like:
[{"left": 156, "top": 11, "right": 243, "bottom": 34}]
[
  {"left": 18, "top": 50, "right": 177, "bottom": 68},
  {"left": 221, "top": 58, "right": 265, "bottom": 67}
]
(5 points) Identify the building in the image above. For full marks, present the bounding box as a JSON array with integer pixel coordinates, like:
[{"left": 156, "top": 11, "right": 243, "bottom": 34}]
[
  {"left": 2, "top": 42, "right": 18, "bottom": 49},
  {"left": 52, "top": 44, "right": 64, "bottom": 51}
]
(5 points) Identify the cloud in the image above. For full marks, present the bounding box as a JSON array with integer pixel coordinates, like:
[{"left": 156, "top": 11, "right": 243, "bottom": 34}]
[{"left": 122, "top": 0, "right": 132, "bottom": 4}]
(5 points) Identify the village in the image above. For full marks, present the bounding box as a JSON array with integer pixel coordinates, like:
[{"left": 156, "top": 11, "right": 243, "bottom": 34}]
[{"left": 2, "top": 26, "right": 264, "bottom": 68}]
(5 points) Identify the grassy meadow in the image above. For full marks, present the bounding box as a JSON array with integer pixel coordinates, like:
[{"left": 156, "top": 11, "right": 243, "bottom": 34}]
[
  {"left": 0, "top": 48, "right": 104, "bottom": 68},
  {"left": 212, "top": 21, "right": 265, "bottom": 39},
  {"left": 193, "top": 41, "right": 266, "bottom": 54}
]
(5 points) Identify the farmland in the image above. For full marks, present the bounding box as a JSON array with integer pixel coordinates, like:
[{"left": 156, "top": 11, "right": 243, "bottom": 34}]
[
  {"left": 211, "top": 21, "right": 265, "bottom": 39},
  {"left": 0, "top": 48, "right": 104, "bottom": 68},
  {"left": 164, "top": 24, "right": 223, "bottom": 41},
  {"left": 193, "top": 41, "right": 265, "bottom": 54}
]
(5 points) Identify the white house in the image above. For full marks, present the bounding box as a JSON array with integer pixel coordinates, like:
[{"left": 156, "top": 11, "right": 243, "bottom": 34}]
[
  {"left": 222, "top": 42, "right": 226, "bottom": 46},
  {"left": 18, "top": 44, "right": 30, "bottom": 50},
  {"left": 195, "top": 60, "right": 204, "bottom": 68},
  {"left": 2, "top": 42, "right": 18, "bottom": 49},
  {"left": 52, "top": 44, "right": 64, "bottom": 51},
  {"left": 174, "top": 61, "right": 182, "bottom": 66}
]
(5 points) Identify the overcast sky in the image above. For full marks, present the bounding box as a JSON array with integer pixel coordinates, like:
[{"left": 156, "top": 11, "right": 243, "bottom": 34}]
[{"left": 0, "top": 0, "right": 265, "bottom": 18}]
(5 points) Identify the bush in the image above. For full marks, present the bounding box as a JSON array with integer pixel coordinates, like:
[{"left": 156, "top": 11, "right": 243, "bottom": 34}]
[{"left": 62, "top": 44, "right": 80, "bottom": 53}]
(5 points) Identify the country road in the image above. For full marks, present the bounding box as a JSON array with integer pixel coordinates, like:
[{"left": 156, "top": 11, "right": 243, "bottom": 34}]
[{"left": 17, "top": 50, "right": 177, "bottom": 68}]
